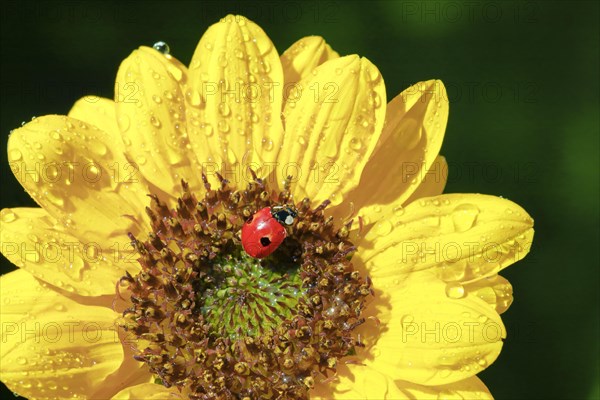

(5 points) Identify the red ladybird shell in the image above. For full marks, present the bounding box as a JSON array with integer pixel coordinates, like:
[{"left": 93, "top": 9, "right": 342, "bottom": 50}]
[{"left": 241, "top": 207, "right": 287, "bottom": 258}]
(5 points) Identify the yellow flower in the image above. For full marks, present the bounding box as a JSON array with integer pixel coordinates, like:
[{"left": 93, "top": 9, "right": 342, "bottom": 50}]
[{"left": 0, "top": 15, "right": 533, "bottom": 400}]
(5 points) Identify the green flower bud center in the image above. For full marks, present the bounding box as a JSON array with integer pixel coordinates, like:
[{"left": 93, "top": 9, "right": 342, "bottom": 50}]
[{"left": 199, "top": 250, "right": 303, "bottom": 338}]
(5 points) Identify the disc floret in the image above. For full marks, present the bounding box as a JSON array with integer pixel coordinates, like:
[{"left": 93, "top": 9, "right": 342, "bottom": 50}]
[{"left": 119, "top": 173, "right": 372, "bottom": 399}]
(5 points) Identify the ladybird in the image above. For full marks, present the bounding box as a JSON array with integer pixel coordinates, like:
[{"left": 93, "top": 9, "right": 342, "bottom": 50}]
[{"left": 241, "top": 206, "right": 297, "bottom": 258}]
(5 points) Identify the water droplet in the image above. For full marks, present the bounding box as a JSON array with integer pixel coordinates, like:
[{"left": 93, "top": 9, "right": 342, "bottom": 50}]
[
  {"left": 445, "top": 282, "right": 465, "bottom": 299},
  {"left": 452, "top": 204, "right": 480, "bottom": 232},
  {"left": 226, "top": 147, "right": 237, "bottom": 164},
  {"left": 9, "top": 149, "right": 22, "bottom": 161},
  {"left": 167, "top": 64, "right": 183, "bottom": 82},
  {"left": 150, "top": 116, "right": 162, "bottom": 128},
  {"left": 218, "top": 103, "right": 231, "bottom": 117},
  {"left": 118, "top": 115, "right": 130, "bottom": 132},
  {"left": 217, "top": 120, "right": 230, "bottom": 133},
  {"left": 201, "top": 123, "right": 214, "bottom": 137},
  {"left": 16, "top": 357, "right": 27, "bottom": 365},
  {"left": 137, "top": 156, "right": 147, "bottom": 165},
  {"left": 152, "top": 41, "right": 170, "bottom": 55},
  {"left": 349, "top": 137, "right": 363, "bottom": 150},
  {"left": 393, "top": 206, "right": 405, "bottom": 216},
  {"left": 152, "top": 95, "right": 162, "bottom": 104},
  {"left": 370, "top": 90, "right": 382, "bottom": 108},
  {"left": 188, "top": 89, "right": 202, "bottom": 106},
  {"left": 49, "top": 130, "right": 62, "bottom": 141},
  {"left": 261, "top": 137, "right": 273, "bottom": 151},
  {"left": 53, "top": 304, "right": 66, "bottom": 312},
  {"left": 2, "top": 210, "right": 17, "bottom": 223},
  {"left": 373, "top": 220, "right": 393, "bottom": 237},
  {"left": 45, "top": 191, "right": 64, "bottom": 208},
  {"left": 90, "top": 140, "right": 108, "bottom": 156}
]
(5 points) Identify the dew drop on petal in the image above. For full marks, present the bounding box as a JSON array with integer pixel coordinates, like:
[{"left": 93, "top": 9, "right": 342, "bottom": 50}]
[
  {"left": 349, "top": 137, "right": 363, "bottom": 151},
  {"left": 374, "top": 220, "right": 393, "bottom": 237},
  {"left": 261, "top": 137, "right": 273, "bottom": 151},
  {"left": 150, "top": 116, "right": 162, "bottom": 128},
  {"left": 50, "top": 130, "right": 62, "bottom": 140},
  {"left": 167, "top": 64, "right": 183, "bottom": 82},
  {"left": 9, "top": 149, "right": 22, "bottom": 161},
  {"left": 452, "top": 204, "right": 480, "bottom": 232},
  {"left": 445, "top": 281, "right": 465, "bottom": 299},
  {"left": 393, "top": 206, "right": 405, "bottom": 216},
  {"left": 153, "top": 41, "right": 170, "bottom": 55},
  {"left": 201, "top": 123, "right": 214, "bottom": 137},
  {"left": 218, "top": 103, "right": 231, "bottom": 117},
  {"left": 53, "top": 303, "right": 66, "bottom": 312},
  {"left": 1, "top": 210, "right": 17, "bottom": 223},
  {"left": 217, "top": 120, "right": 230, "bottom": 133}
]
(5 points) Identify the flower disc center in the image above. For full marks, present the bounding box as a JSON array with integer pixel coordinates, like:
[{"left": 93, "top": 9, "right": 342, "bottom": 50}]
[{"left": 198, "top": 250, "right": 303, "bottom": 339}]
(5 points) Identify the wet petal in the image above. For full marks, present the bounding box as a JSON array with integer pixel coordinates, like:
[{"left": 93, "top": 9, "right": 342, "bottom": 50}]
[
  {"left": 68, "top": 96, "right": 120, "bottom": 138},
  {"left": 278, "top": 55, "right": 386, "bottom": 206},
  {"left": 336, "top": 80, "right": 447, "bottom": 221},
  {"left": 187, "top": 15, "right": 285, "bottom": 176},
  {"left": 359, "top": 193, "right": 534, "bottom": 283},
  {"left": 280, "top": 36, "right": 339, "bottom": 90},
  {"left": 111, "top": 382, "right": 182, "bottom": 399},
  {"left": 0, "top": 207, "right": 137, "bottom": 296},
  {"left": 398, "top": 375, "right": 493, "bottom": 399},
  {"left": 7, "top": 115, "right": 150, "bottom": 245},
  {"left": 314, "top": 368, "right": 407, "bottom": 399},
  {"left": 465, "top": 275, "right": 513, "bottom": 314},
  {"left": 116, "top": 47, "right": 203, "bottom": 194},
  {"left": 360, "top": 272, "right": 506, "bottom": 385},
  {"left": 404, "top": 155, "right": 448, "bottom": 205},
  {"left": 0, "top": 269, "right": 123, "bottom": 399}
]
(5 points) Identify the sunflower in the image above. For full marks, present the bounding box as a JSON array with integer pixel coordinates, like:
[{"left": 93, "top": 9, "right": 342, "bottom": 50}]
[{"left": 0, "top": 15, "right": 534, "bottom": 400}]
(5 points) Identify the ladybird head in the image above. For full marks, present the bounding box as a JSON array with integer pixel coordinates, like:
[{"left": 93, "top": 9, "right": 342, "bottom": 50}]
[{"left": 271, "top": 205, "right": 297, "bottom": 226}]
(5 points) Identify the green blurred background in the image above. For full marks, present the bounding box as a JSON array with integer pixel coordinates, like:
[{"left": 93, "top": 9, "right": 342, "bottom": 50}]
[{"left": 0, "top": 1, "right": 598, "bottom": 399}]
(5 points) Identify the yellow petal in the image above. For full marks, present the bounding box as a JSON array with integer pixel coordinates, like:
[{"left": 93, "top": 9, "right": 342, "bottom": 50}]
[
  {"left": 278, "top": 55, "right": 386, "bottom": 206},
  {"left": 116, "top": 47, "right": 203, "bottom": 194},
  {"left": 398, "top": 375, "right": 493, "bottom": 399},
  {"left": 404, "top": 155, "right": 448, "bottom": 205},
  {"left": 111, "top": 383, "right": 182, "bottom": 400},
  {"left": 465, "top": 275, "right": 513, "bottom": 314},
  {"left": 7, "top": 115, "right": 151, "bottom": 245},
  {"left": 334, "top": 80, "right": 447, "bottom": 221},
  {"left": 359, "top": 193, "right": 534, "bottom": 283},
  {"left": 313, "top": 367, "right": 407, "bottom": 399},
  {"left": 68, "top": 96, "right": 120, "bottom": 138},
  {"left": 93, "top": 353, "right": 153, "bottom": 399},
  {"left": 280, "top": 36, "right": 339, "bottom": 89},
  {"left": 0, "top": 207, "right": 137, "bottom": 296},
  {"left": 187, "top": 15, "right": 285, "bottom": 176},
  {"left": 0, "top": 269, "right": 123, "bottom": 399},
  {"left": 360, "top": 272, "right": 506, "bottom": 385}
]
